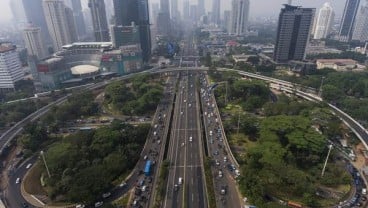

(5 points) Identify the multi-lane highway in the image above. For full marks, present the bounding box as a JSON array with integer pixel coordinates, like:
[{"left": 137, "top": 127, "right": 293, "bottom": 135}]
[
  {"left": 199, "top": 73, "right": 243, "bottom": 208},
  {"left": 163, "top": 72, "right": 207, "bottom": 208}
]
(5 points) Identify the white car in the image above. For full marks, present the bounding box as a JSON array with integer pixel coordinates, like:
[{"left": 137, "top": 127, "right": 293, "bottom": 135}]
[
  {"left": 102, "top": 192, "right": 111, "bottom": 198},
  {"left": 142, "top": 185, "right": 147, "bottom": 192},
  {"left": 178, "top": 177, "right": 183, "bottom": 185},
  {"left": 94, "top": 202, "right": 103, "bottom": 207},
  {"left": 76, "top": 205, "right": 85, "bottom": 208},
  {"left": 119, "top": 182, "right": 127, "bottom": 188},
  {"left": 26, "top": 163, "right": 32, "bottom": 169},
  {"left": 189, "top": 136, "right": 193, "bottom": 142},
  {"left": 15, "top": 178, "right": 20, "bottom": 184}
]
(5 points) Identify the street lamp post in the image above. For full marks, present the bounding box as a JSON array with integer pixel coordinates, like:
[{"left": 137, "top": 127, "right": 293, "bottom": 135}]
[
  {"left": 40, "top": 151, "right": 51, "bottom": 178},
  {"left": 321, "top": 144, "right": 333, "bottom": 177}
]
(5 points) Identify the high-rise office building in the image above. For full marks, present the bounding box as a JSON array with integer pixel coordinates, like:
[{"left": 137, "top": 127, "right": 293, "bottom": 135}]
[
  {"left": 183, "top": 0, "right": 190, "bottom": 20},
  {"left": 22, "top": 0, "right": 51, "bottom": 44},
  {"left": 229, "top": 0, "right": 250, "bottom": 35},
  {"left": 160, "top": 0, "right": 170, "bottom": 14},
  {"left": 151, "top": 3, "right": 160, "bottom": 24},
  {"left": 274, "top": 5, "right": 315, "bottom": 63},
  {"left": 170, "top": 0, "right": 179, "bottom": 20},
  {"left": 212, "top": 0, "right": 221, "bottom": 25},
  {"left": 88, "top": 0, "right": 110, "bottom": 42},
  {"left": 338, "top": 0, "right": 360, "bottom": 42},
  {"left": 113, "top": 0, "right": 151, "bottom": 62},
  {"left": 65, "top": 7, "right": 78, "bottom": 43},
  {"left": 0, "top": 43, "right": 24, "bottom": 90},
  {"left": 43, "top": 0, "right": 77, "bottom": 51},
  {"left": 105, "top": 0, "right": 115, "bottom": 23},
  {"left": 198, "top": 0, "right": 205, "bottom": 18},
  {"left": 352, "top": 0, "right": 368, "bottom": 42},
  {"left": 23, "top": 26, "right": 47, "bottom": 59},
  {"left": 70, "top": 0, "right": 86, "bottom": 39},
  {"left": 190, "top": 5, "right": 198, "bottom": 22},
  {"left": 111, "top": 23, "right": 140, "bottom": 48},
  {"left": 158, "top": 0, "right": 171, "bottom": 35},
  {"left": 224, "top": 10, "right": 231, "bottom": 32},
  {"left": 10, "top": 0, "right": 27, "bottom": 24},
  {"left": 313, "top": 2, "right": 335, "bottom": 39}
]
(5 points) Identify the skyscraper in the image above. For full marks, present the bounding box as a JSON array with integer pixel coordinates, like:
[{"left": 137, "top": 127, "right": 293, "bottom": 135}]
[
  {"left": 111, "top": 23, "right": 140, "bottom": 48},
  {"left": 274, "top": 5, "right": 315, "bottom": 63},
  {"left": 229, "top": 0, "right": 250, "bottom": 35},
  {"left": 70, "top": 0, "right": 86, "bottom": 39},
  {"left": 198, "top": 0, "right": 205, "bottom": 18},
  {"left": 338, "top": 0, "right": 360, "bottom": 42},
  {"left": 158, "top": 0, "right": 171, "bottom": 36},
  {"left": 22, "top": 0, "right": 51, "bottom": 44},
  {"left": 352, "top": 0, "right": 368, "bottom": 42},
  {"left": 212, "top": 0, "right": 221, "bottom": 25},
  {"left": 23, "top": 26, "right": 47, "bottom": 59},
  {"left": 0, "top": 43, "right": 24, "bottom": 90},
  {"left": 65, "top": 7, "right": 78, "bottom": 42},
  {"left": 170, "top": 0, "right": 179, "bottom": 20},
  {"left": 113, "top": 0, "right": 152, "bottom": 62},
  {"left": 190, "top": 5, "right": 198, "bottom": 22},
  {"left": 10, "top": 0, "right": 26, "bottom": 24},
  {"left": 313, "top": 2, "right": 335, "bottom": 39},
  {"left": 160, "top": 0, "right": 170, "bottom": 14},
  {"left": 43, "top": 0, "right": 77, "bottom": 51},
  {"left": 88, "top": 0, "right": 110, "bottom": 42},
  {"left": 183, "top": 0, "right": 190, "bottom": 20}
]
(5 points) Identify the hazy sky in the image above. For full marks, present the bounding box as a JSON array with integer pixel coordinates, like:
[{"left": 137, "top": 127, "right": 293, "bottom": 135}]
[{"left": 0, "top": 0, "right": 347, "bottom": 23}]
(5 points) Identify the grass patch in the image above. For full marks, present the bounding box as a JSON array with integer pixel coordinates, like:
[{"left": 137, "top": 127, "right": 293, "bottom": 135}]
[
  {"left": 153, "top": 160, "right": 170, "bottom": 208},
  {"left": 23, "top": 161, "right": 47, "bottom": 195},
  {"left": 204, "top": 157, "right": 216, "bottom": 208},
  {"left": 113, "top": 192, "right": 131, "bottom": 207}
]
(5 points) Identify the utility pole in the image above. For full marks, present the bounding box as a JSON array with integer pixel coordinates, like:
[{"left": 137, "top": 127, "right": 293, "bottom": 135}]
[
  {"left": 318, "top": 76, "right": 325, "bottom": 97},
  {"left": 40, "top": 151, "right": 51, "bottom": 178},
  {"left": 321, "top": 144, "right": 333, "bottom": 177}
]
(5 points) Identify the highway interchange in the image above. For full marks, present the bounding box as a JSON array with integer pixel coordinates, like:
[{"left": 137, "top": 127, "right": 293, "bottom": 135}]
[{"left": 2, "top": 65, "right": 368, "bottom": 207}]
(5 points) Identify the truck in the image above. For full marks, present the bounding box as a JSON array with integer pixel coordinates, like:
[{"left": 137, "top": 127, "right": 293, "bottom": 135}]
[{"left": 144, "top": 160, "right": 151, "bottom": 176}]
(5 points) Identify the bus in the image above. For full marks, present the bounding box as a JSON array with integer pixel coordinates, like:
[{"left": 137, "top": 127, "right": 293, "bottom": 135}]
[{"left": 144, "top": 160, "right": 151, "bottom": 176}]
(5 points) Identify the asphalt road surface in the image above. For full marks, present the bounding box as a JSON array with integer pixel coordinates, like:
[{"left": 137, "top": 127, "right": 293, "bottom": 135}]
[{"left": 163, "top": 72, "right": 207, "bottom": 208}]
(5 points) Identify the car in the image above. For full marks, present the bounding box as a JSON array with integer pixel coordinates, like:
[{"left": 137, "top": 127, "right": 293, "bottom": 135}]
[
  {"left": 220, "top": 186, "right": 227, "bottom": 195},
  {"left": 181, "top": 142, "right": 185, "bottom": 147},
  {"left": 218, "top": 170, "right": 223, "bottom": 178},
  {"left": 215, "top": 160, "right": 220, "bottom": 166},
  {"left": 174, "top": 184, "right": 179, "bottom": 191},
  {"left": 138, "top": 179, "right": 144, "bottom": 186},
  {"left": 178, "top": 177, "right": 183, "bottom": 185},
  {"left": 224, "top": 156, "right": 227, "bottom": 162},
  {"left": 15, "top": 177, "right": 20, "bottom": 184},
  {"left": 188, "top": 103, "right": 191, "bottom": 107},
  {"left": 157, "top": 140, "right": 161, "bottom": 144},
  {"left": 235, "top": 169, "right": 240, "bottom": 176},
  {"left": 153, "top": 131, "right": 157, "bottom": 136},
  {"left": 102, "top": 192, "right": 111, "bottom": 198},
  {"left": 119, "top": 182, "right": 127, "bottom": 188},
  {"left": 75, "top": 204, "right": 85, "bottom": 208},
  {"left": 213, "top": 150, "right": 219, "bottom": 155},
  {"left": 144, "top": 155, "right": 148, "bottom": 160},
  {"left": 154, "top": 124, "right": 158, "bottom": 129},
  {"left": 26, "top": 163, "right": 32, "bottom": 169},
  {"left": 184, "top": 99, "right": 187, "bottom": 103},
  {"left": 94, "top": 202, "right": 103, "bottom": 207},
  {"left": 189, "top": 136, "right": 193, "bottom": 142},
  {"left": 181, "top": 111, "right": 183, "bottom": 115},
  {"left": 142, "top": 185, "right": 147, "bottom": 192}
]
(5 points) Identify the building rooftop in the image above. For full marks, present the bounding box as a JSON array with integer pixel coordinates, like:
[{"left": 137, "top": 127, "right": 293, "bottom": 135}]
[
  {"left": 71, "top": 65, "right": 99, "bottom": 75},
  {"left": 316, "top": 59, "right": 357, "bottom": 64},
  {"left": 0, "top": 44, "right": 15, "bottom": 53}
]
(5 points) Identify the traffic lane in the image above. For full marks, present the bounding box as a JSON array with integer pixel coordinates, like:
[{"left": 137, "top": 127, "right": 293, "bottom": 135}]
[{"left": 164, "top": 78, "right": 187, "bottom": 208}]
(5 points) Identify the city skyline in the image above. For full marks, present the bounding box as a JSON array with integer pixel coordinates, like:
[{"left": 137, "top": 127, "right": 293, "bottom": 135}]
[{"left": 1, "top": 0, "right": 347, "bottom": 23}]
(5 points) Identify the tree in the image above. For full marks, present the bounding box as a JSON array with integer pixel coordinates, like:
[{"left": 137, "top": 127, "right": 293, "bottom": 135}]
[
  {"left": 205, "top": 52, "right": 212, "bottom": 67},
  {"left": 321, "top": 84, "right": 344, "bottom": 102},
  {"left": 247, "top": 56, "right": 260, "bottom": 65}
]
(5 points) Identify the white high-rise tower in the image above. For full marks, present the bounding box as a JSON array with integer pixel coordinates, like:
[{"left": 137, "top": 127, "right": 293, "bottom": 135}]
[
  {"left": 230, "top": 0, "right": 250, "bottom": 35},
  {"left": 352, "top": 0, "right": 368, "bottom": 42},
  {"left": 23, "top": 26, "right": 47, "bottom": 59},
  {"left": 43, "top": 0, "right": 77, "bottom": 51},
  {"left": 313, "top": 2, "right": 335, "bottom": 39}
]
